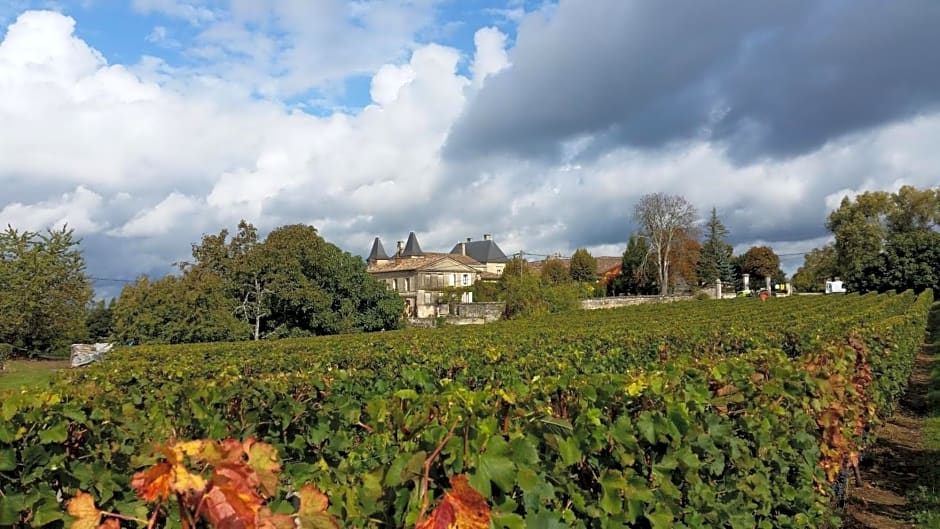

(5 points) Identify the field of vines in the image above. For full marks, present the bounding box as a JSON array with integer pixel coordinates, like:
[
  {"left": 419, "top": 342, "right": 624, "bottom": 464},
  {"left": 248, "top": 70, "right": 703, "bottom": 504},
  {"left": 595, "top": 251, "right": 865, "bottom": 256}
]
[{"left": 0, "top": 291, "right": 933, "bottom": 528}]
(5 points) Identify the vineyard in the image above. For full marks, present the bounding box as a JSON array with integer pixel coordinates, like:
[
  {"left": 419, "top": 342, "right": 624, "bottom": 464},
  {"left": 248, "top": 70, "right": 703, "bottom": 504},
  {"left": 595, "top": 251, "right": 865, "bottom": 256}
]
[{"left": 0, "top": 291, "right": 933, "bottom": 528}]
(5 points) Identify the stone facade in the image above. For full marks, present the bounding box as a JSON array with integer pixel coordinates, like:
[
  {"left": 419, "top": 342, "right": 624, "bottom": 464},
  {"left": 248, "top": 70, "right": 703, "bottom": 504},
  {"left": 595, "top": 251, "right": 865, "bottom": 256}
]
[
  {"left": 368, "top": 254, "right": 481, "bottom": 318},
  {"left": 368, "top": 232, "right": 511, "bottom": 318}
]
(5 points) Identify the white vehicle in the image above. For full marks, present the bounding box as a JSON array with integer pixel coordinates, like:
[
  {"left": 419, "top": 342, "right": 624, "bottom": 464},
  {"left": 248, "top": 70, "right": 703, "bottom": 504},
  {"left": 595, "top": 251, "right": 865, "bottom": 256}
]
[{"left": 825, "top": 280, "right": 846, "bottom": 294}]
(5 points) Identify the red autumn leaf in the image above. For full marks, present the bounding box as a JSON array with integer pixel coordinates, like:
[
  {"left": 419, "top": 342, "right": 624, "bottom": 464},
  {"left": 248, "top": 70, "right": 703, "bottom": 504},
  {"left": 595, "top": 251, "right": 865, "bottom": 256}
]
[
  {"left": 66, "top": 492, "right": 101, "bottom": 529},
  {"left": 131, "top": 462, "right": 174, "bottom": 502},
  {"left": 416, "top": 475, "right": 490, "bottom": 529},
  {"left": 296, "top": 484, "right": 339, "bottom": 529},
  {"left": 202, "top": 463, "right": 266, "bottom": 529}
]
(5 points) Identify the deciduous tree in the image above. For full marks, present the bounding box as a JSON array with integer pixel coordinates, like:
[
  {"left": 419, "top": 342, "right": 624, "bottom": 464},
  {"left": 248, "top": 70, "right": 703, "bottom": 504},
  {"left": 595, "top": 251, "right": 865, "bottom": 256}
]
[
  {"left": 791, "top": 245, "right": 838, "bottom": 293},
  {"left": 634, "top": 193, "right": 698, "bottom": 295},
  {"left": 539, "top": 258, "right": 570, "bottom": 286},
  {"left": 827, "top": 185, "right": 940, "bottom": 290},
  {"left": 113, "top": 221, "right": 403, "bottom": 344},
  {"left": 0, "top": 226, "right": 92, "bottom": 356},
  {"left": 739, "top": 246, "right": 784, "bottom": 285},
  {"left": 670, "top": 231, "right": 701, "bottom": 292},
  {"left": 853, "top": 230, "right": 940, "bottom": 294}
]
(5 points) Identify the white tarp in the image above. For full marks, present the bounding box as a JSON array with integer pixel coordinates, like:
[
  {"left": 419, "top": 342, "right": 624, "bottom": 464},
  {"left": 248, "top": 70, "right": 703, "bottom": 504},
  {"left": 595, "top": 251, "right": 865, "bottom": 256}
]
[{"left": 70, "top": 343, "right": 114, "bottom": 367}]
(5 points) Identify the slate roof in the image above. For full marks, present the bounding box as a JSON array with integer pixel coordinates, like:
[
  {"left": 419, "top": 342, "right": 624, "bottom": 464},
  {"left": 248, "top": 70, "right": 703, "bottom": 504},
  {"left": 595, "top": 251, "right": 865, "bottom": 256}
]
[
  {"left": 367, "top": 237, "right": 389, "bottom": 261},
  {"left": 449, "top": 239, "right": 509, "bottom": 263},
  {"left": 402, "top": 232, "right": 423, "bottom": 257}
]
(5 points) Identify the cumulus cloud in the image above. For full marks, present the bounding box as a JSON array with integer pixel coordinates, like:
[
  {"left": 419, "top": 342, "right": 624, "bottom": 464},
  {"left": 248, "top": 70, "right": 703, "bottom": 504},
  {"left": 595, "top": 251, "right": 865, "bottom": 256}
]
[
  {"left": 0, "top": 5, "right": 939, "bottom": 288},
  {"left": 142, "top": 0, "right": 441, "bottom": 98},
  {"left": 0, "top": 186, "right": 104, "bottom": 234},
  {"left": 470, "top": 27, "right": 510, "bottom": 86},
  {"left": 111, "top": 192, "right": 202, "bottom": 238},
  {"left": 445, "top": 0, "right": 940, "bottom": 164}
]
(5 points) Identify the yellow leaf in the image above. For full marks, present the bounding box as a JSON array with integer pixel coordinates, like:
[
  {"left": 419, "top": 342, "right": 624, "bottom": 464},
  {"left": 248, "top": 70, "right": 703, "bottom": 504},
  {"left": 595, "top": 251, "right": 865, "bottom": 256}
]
[
  {"left": 66, "top": 492, "right": 101, "bottom": 529},
  {"left": 296, "top": 484, "right": 338, "bottom": 529},
  {"left": 246, "top": 440, "right": 281, "bottom": 497}
]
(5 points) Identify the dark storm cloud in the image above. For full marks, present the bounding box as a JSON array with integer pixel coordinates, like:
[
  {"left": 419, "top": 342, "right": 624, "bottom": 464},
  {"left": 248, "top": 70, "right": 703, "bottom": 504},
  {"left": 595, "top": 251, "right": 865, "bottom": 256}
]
[{"left": 445, "top": 0, "right": 940, "bottom": 164}]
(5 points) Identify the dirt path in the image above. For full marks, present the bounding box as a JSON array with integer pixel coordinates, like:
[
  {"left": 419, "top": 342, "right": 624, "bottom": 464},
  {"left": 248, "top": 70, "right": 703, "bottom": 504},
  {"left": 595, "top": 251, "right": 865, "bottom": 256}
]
[{"left": 843, "top": 310, "right": 939, "bottom": 528}]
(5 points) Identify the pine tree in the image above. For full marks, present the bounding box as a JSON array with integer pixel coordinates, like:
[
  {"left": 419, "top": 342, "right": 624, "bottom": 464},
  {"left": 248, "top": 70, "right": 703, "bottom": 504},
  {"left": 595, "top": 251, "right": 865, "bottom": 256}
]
[{"left": 696, "top": 208, "right": 735, "bottom": 286}]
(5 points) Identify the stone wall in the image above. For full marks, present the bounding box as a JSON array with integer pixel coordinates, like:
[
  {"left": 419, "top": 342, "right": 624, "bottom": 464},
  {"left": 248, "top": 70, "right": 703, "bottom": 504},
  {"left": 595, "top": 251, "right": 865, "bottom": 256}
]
[
  {"left": 581, "top": 295, "right": 692, "bottom": 310},
  {"left": 455, "top": 302, "right": 505, "bottom": 322},
  {"left": 407, "top": 302, "right": 506, "bottom": 327}
]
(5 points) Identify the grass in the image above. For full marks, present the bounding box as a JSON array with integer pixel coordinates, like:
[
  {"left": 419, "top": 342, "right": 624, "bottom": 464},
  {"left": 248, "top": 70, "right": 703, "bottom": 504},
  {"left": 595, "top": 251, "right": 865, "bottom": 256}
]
[{"left": 0, "top": 359, "right": 70, "bottom": 392}]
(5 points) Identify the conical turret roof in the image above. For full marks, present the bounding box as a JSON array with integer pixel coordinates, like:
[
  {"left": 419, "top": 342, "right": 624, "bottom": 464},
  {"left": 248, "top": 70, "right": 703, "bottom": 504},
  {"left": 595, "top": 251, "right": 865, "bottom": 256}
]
[
  {"left": 402, "top": 232, "right": 423, "bottom": 257},
  {"left": 368, "top": 237, "right": 389, "bottom": 261}
]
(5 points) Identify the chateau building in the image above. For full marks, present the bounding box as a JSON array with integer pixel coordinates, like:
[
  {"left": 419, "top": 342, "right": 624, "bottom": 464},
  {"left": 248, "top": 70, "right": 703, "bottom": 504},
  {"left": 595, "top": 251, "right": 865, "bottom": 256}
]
[{"left": 366, "top": 232, "right": 509, "bottom": 318}]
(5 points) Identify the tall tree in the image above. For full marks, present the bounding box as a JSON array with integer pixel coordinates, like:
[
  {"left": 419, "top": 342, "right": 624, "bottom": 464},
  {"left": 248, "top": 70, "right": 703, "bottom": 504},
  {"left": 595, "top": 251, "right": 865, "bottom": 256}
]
[
  {"left": 255, "top": 224, "right": 402, "bottom": 336},
  {"left": 113, "top": 221, "right": 403, "bottom": 344},
  {"left": 791, "top": 245, "right": 838, "bottom": 292},
  {"left": 569, "top": 248, "right": 597, "bottom": 282},
  {"left": 827, "top": 185, "right": 940, "bottom": 289},
  {"left": 0, "top": 226, "right": 92, "bottom": 356},
  {"left": 609, "top": 234, "right": 654, "bottom": 295},
  {"left": 887, "top": 185, "right": 940, "bottom": 233},
  {"left": 853, "top": 230, "right": 940, "bottom": 294},
  {"left": 634, "top": 193, "right": 698, "bottom": 295},
  {"left": 739, "top": 246, "right": 783, "bottom": 284},
  {"left": 826, "top": 191, "right": 892, "bottom": 286},
  {"left": 696, "top": 208, "right": 735, "bottom": 285},
  {"left": 539, "top": 258, "right": 570, "bottom": 286},
  {"left": 670, "top": 231, "right": 701, "bottom": 292},
  {"left": 112, "top": 271, "right": 250, "bottom": 345}
]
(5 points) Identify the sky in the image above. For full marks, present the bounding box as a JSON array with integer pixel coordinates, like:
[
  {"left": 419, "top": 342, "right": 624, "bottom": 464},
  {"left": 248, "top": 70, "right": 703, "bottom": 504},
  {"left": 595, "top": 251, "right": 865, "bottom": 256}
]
[{"left": 1, "top": 0, "right": 939, "bottom": 297}]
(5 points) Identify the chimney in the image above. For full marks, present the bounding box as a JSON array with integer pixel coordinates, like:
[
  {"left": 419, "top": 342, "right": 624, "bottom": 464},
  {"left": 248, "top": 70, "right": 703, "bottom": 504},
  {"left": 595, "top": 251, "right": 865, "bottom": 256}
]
[
  {"left": 396, "top": 240, "right": 404, "bottom": 257},
  {"left": 459, "top": 242, "right": 466, "bottom": 255},
  {"left": 483, "top": 233, "right": 492, "bottom": 241}
]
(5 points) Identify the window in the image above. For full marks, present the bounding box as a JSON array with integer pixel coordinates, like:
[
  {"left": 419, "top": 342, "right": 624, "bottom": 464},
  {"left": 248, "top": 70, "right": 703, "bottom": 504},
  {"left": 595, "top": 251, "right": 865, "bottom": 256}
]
[
  {"left": 424, "top": 292, "right": 431, "bottom": 304},
  {"left": 424, "top": 274, "right": 431, "bottom": 287},
  {"left": 392, "top": 279, "right": 398, "bottom": 290},
  {"left": 448, "top": 274, "right": 455, "bottom": 286},
  {"left": 405, "top": 278, "right": 411, "bottom": 291},
  {"left": 462, "top": 273, "right": 470, "bottom": 286}
]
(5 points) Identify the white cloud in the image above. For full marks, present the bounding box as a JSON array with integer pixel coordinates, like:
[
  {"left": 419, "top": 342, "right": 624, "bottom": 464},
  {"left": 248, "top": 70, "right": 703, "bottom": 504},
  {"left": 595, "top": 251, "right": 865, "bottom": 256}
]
[
  {"left": 0, "top": 185, "right": 103, "bottom": 234},
  {"left": 370, "top": 63, "right": 416, "bottom": 106},
  {"left": 471, "top": 27, "right": 510, "bottom": 86},
  {"left": 131, "top": 0, "right": 217, "bottom": 25},
  {"left": 159, "top": 0, "right": 441, "bottom": 98},
  {"left": 0, "top": 8, "right": 939, "bottom": 285},
  {"left": 111, "top": 192, "right": 201, "bottom": 237},
  {"left": 146, "top": 25, "right": 181, "bottom": 48}
]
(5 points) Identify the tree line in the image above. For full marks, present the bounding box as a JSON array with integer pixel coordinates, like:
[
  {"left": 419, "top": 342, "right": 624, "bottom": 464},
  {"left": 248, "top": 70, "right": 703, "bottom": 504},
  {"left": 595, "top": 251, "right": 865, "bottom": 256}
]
[
  {"left": 3, "top": 186, "right": 936, "bottom": 356},
  {"left": 606, "top": 193, "right": 786, "bottom": 297},
  {"left": 0, "top": 221, "right": 403, "bottom": 356},
  {"left": 112, "top": 222, "right": 403, "bottom": 345},
  {"left": 793, "top": 185, "right": 940, "bottom": 293}
]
